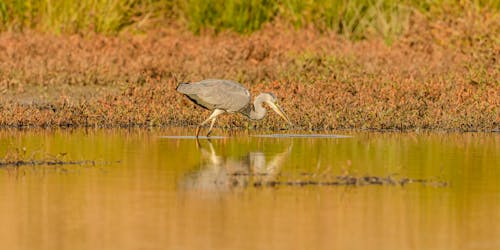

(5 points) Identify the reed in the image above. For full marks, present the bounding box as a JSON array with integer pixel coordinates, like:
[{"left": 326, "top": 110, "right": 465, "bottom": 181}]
[
  {"left": 0, "top": 0, "right": 499, "bottom": 40},
  {"left": 180, "top": 0, "right": 277, "bottom": 33},
  {"left": 0, "top": 0, "right": 143, "bottom": 33},
  {"left": 278, "top": 0, "right": 412, "bottom": 41}
]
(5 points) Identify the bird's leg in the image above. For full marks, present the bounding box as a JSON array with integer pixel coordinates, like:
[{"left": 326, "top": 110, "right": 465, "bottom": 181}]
[
  {"left": 206, "top": 117, "right": 218, "bottom": 137},
  {"left": 195, "top": 126, "right": 202, "bottom": 138},
  {"left": 196, "top": 109, "right": 225, "bottom": 138},
  {"left": 195, "top": 126, "right": 203, "bottom": 138},
  {"left": 196, "top": 118, "right": 211, "bottom": 138}
]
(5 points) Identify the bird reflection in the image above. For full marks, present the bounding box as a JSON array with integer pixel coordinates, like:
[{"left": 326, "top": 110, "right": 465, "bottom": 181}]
[{"left": 179, "top": 140, "right": 292, "bottom": 192}]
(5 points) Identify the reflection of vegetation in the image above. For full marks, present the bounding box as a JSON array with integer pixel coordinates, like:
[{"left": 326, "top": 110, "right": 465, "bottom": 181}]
[
  {"left": 180, "top": 139, "right": 448, "bottom": 191},
  {"left": 1, "top": 0, "right": 499, "bottom": 40},
  {"left": 0, "top": 146, "right": 95, "bottom": 167},
  {"left": 254, "top": 175, "right": 448, "bottom": 187}
]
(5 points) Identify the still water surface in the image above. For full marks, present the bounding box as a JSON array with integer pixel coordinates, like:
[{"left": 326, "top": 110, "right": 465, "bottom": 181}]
[{"left": 0, "top": 129, "right": 498, "bottom": 250}]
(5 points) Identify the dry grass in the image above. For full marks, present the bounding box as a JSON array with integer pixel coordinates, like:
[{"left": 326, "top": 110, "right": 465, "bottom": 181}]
[{"left": 0, "top": 11, "right": 498, "bottom": 131}]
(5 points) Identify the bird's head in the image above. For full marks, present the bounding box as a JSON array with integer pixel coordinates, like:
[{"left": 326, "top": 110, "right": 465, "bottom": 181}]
[{"left": 260, "top": 92, "right": 292, "bottom": 126}]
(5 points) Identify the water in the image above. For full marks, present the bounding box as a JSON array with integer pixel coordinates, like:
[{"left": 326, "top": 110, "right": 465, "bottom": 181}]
[{"left": 0, "top": 128, "right": 498, "bottom": 250}]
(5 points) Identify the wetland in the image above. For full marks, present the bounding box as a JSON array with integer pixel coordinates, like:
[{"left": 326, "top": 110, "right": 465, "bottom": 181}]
[
  {"left": 0, "top": 2, "right": 498, "bottom": 249},
  {"left": 0, "top": 129, "right": 498, "bottom": 250}
]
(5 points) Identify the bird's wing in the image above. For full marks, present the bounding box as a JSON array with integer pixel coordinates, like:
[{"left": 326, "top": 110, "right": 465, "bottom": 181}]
[{"left": 178, "top": 79, "right": 251, "bottom": 112}]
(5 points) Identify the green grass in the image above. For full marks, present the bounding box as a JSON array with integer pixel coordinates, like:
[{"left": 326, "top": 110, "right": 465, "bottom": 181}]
[
  {"left": 0, "top": 0, "right": 499, "bottom": 40},
  {"left": 181, "top": 0, "right": 277, "bottom": 33},
  {"left": 280, "top": 0, "right": 412, "bottom": 42},
  {"left": 0, "top": 0, "right": 144, "bottom": 33}
]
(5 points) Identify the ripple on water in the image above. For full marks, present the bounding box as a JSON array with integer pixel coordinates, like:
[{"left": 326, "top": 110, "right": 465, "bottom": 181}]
[
  {"left": 252, "top": 134, "right": 352, "bottom": 138},
  {"left": 158, "top": 135, "right": 227, "bottom": 139},
  {"left": 158, "top": 134, "right": 352, "bottom": 139}
]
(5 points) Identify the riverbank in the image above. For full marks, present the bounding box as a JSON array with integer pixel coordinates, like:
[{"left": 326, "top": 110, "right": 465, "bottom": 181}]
[{"left": 0, "top": 13, "right": 498, "bottom": 131}]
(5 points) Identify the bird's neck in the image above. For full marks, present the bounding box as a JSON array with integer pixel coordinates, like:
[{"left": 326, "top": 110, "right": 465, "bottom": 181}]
[{"left": 248, "top": 95, "right": 266, "bottom": 120}]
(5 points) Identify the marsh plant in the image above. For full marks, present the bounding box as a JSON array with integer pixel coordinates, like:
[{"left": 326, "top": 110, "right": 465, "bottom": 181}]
[{"left": 1, "top": 0, "right": 499, "bottom": 41}]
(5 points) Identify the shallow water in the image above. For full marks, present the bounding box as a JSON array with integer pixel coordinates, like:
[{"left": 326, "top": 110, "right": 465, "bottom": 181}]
[{"left": 0, "top": 128, "right": 498, "bottom": 250}]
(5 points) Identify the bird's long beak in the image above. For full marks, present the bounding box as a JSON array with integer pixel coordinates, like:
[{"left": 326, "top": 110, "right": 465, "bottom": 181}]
[{"left": 267, "top": 101, "right": 292, "bottom": 126}]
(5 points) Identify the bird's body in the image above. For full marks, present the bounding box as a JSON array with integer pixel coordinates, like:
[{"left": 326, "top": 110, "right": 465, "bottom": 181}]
[
  {"left": 177, "top": 79, "right": 291, "bottom": 137},
  {"left": 176, "top": 79, "right": 250, "bottom": 113}
]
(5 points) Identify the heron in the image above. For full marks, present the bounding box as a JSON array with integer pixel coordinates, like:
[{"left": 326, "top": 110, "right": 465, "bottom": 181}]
[{"left": 176, "top": 79, "right": 292, "bottom": 137}]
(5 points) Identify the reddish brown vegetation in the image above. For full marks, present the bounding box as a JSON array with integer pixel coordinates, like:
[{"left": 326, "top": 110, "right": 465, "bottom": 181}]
[{"left": 0, "top": 14, "right": 498, "bottom": 131}]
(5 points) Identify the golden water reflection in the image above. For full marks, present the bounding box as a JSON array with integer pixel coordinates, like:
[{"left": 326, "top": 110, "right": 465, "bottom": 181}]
[
  {"left": 0, "top": 129, "right": 498, "bottom": 250},
  {"left": 179, "top": 140, "right": 292, "bottom": 191}
]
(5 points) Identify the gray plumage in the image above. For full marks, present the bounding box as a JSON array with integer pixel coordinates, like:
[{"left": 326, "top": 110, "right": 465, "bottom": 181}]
[
  {"left": 177, "top": 79, "right": 250, "bottom": 113},
  {"left": 177, "top": 79, "right": 291, "bottom": 137}
]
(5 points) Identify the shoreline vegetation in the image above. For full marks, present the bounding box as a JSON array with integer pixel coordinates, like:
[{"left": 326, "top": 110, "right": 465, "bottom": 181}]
[
  {"left": 2, "top": 1, "right": 499, "bottom": 39},
  {"left": 0, "top": 1, "right": 498, "bottom": 131}
]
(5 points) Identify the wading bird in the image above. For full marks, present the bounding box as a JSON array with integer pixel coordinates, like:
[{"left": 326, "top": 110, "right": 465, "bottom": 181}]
[{"left": 177, "top": 79, "right": 292, "bottom": 137}]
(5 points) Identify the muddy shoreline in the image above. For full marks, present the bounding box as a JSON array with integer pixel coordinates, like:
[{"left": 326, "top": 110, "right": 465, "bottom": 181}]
[{"left": 0, "top": 22, "right": 498, "bottom": 131}]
